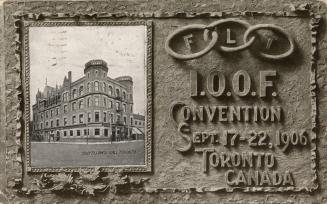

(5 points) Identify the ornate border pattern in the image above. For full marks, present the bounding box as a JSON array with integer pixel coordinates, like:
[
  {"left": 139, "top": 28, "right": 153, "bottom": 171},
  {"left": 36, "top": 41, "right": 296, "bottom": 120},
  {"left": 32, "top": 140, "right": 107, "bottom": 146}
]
[
  {"left": 21, "top": 20, "right": 153, "bottom": 173},
  {"left": 11, "top": 6, "right": 320, "bottom": 194}
]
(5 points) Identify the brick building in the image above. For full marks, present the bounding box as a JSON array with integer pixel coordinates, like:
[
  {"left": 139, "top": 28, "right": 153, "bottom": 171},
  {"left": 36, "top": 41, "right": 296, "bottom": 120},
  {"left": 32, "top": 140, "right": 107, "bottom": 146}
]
[{"left": 31, "top": 59, "right": 143, "bottom": 142}]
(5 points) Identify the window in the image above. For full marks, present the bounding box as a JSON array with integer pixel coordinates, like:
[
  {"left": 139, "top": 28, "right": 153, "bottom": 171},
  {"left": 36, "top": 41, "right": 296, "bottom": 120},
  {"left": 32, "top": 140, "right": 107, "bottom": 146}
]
[
  {"left": 117, "top": 115, "right": 121, "bottom": 123},
  {"left": 72, "top": 102, "right": 77, "bottom": 111},
  {"left": 95, "top": 70, "right": 98, "bottom": 76},
  {"left": 103, "top": 72, "right": 106, "bottom": 77},
  {"left": 40, "top": 123, "right": 43, "bottom": 129},
  {"left": 73, "top": 89, "right": 77, "bottom": 98},
  {"left": 123, "top": 116, "right": 127, "bottom": 125},
  {"left": 87, "top": 82, "right": 91, "bottom": 92},
  {"left": 46, "top": 111, "right": 49, "bottom": 119},
  {"left": 56, "top": 108, "right": 59, "bottom": 115},
  {"left": 46, "top": 121, "right": 49, "bottom": 127},
  {"left": 103, "top": 97, "right": 107, "bottom": 107},
  {"left": 79, "top": 114, "right": 84, "bottom": 124},
  {"left": 112, "top": 127, "right": 116, "bottom": 139},
  {"left": 103, "top": 82, "right": 107, "bottom": 92},
  {"left": 87, "top": 97, "right": 91, "bottom": 107},
  {"left": 95, "top": 128, "right": 100, "bottom": 136},
  {"left": 72, "top": 115, "right": 76, "bottom": 124},
  {"left": 84, "top": 129, "right": 88, "bottom": 136},
  {"left": 104, "top": 129, "right": 108, "bottom": 137},
  {"left": 108, "top": 86, "right": 113, "bottom": 95},
  {"left": 50, "top": 110, "right": 54, "bottom": 117},
  {"left": 87, "top": 72, "right": 90, "bottom": 78},
  {"left": 116, "top": 102, "right": 120, "bottom": 111},
  {"left": 64, "top": 105, "right": 68, "bottom": 113},
  {"left": 64, "top": 131, "right": 67, "bottom": 137},
  {"left": 79, "top": 86, "right": 84, "bottom": 95},
  {"left": 130, "top": 118, "right": 133, "bottom": 126},
  {"left": 77, "top": 130, "right": 81, "bottom": 136},
  {"left": 117, "top": 129, "right": 121, "bottom": 138},
  {"left": 123, "top": 104, "right": 127, "bottom": 112},
  {"left": 41, "top": 113, "right": 44, "bottom": 119},
  {"left": 103, "top": 112, "right": 107, "bottom": 122},
  {"left": 123, "top": 91, "right": 126, "bottom": 100},
  {"left": 63, "top": 92, "right": 68, "bottom": 101},
  {"left": 56, "top": 119, "right": 59, "bottom": 127},
  {"left": 135, "top": 121, "right": 137, "bottom": 125},
  {"left": 95, "top": 81, "right": 99, "bottom": 91},
  {"left": 95, "top": 112, "right": 100, "bottom": 122},
  {"left": 64, "top": 118, "right": 68, "bottom": 126},
  {"left": 79, "top": 99, "right": 84, "bottom": 109},
  {"left": 88, "top": 112, "right": 92, "bottom": 122},
  {"left": 110, "top": 113, "right": 113, "bottom": 123},
  {"left": 70, "top": 130, "right": 73, "bottom": 136},
  {"left": 116, "top": 89, "right": 120, "bottom": 97},
  {"left": 95, "top": 96, "right": 99, "bottom": 106},
  {"left": 109, "top": 100, "right": 113, "bottom": 109}
]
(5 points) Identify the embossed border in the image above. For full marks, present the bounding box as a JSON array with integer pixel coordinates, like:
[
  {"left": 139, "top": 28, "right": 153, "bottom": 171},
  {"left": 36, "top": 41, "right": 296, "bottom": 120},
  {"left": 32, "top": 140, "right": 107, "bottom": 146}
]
[
  {"left": 21, "top": 20, "right": 153, "bottom": 173},
  {"left": 11, "top": 9, "right": 320, "bottom": 194}
]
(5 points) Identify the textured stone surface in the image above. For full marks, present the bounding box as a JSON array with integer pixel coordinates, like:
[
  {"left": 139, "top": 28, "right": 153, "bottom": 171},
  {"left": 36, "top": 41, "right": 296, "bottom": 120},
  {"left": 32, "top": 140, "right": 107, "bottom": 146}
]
[{"left": 2, "top": 0, "right": 327, "bottom": 203}]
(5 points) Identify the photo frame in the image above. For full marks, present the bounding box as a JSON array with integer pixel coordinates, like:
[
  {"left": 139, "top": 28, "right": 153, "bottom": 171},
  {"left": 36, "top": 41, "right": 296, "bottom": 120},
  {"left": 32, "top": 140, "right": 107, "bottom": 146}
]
[{"left": 21, "top": 20, "right": 153, "bottom": 172}]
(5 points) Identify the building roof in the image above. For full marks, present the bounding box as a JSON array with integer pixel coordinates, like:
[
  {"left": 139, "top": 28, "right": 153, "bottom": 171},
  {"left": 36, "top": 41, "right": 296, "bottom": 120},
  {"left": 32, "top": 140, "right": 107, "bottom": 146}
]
[
  {"left": 84, "top": 59, "right": 108, "bottom": 73},
  {"left": 115, "top": 76, "right": 133, "bottom": 82},
  {"left": 38, "top": 85, "right": 57, "bottom": 98},
  {"left": 133, "top": 114, "right": 145, "bottom": 121}
]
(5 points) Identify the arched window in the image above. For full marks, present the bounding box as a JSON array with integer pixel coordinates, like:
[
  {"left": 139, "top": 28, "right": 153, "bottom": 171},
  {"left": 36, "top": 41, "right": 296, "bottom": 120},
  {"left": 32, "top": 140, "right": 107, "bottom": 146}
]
[
  {"left": 72, "top": 102, "right": 77, "bottom": 111},
  {"left": 79, "top": 99, "right": 84, "bottom": 109},
  {"left": 116, "top": 102, "right": 120, "bottom": 110},
  {"left": 103, "top": 97, "right": 107, "bottom": 107},
  {"left": 109, "top": 100, "right": 113, "bottom": 109},
  {"left": 63, "top": 92, "right": 68, "bottom": 101},
  {"left": 122, "top": 91, "right": 126, "bottom": 100},
  {"left": 63, "top": 105, "right": 68, "bottom": 113},
  {"left": 87, "top": 97, "right": 91, "bottom": 107},
  {"left": 103, "top": 82, "right": 107, "bottom": 92},
  {"left": 108, "top": 86, "right": 113, "bottom": 95},
  {"left": 116, "top": 89, "right": 120, "bottom": 98},
  {"left": 95, "top": 96, "right": 99, "bottom": 106},
  {"left": 79, "top": 86, "right": 84, "bottom": 95},
  {"left": 95, "top": 81, "right": 99, "bottom": 91},
  {"left": 87, "top": 83, "right": 91, "bottom": 92},
  {"left": 72, "top": 116, "right": 76, "bottom": 124},
  {"left": 72, "top": 89, "right": 77, "bottom": 99}
]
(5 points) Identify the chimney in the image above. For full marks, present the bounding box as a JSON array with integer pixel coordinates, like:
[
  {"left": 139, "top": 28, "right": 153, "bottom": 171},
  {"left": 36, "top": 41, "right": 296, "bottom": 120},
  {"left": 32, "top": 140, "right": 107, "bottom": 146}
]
[{"left": 68, "top": 71, "right": 72, "bottom": 83}]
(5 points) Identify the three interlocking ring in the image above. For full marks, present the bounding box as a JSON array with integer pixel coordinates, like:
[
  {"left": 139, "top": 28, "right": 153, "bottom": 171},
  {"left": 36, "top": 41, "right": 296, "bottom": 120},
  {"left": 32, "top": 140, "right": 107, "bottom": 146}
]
[{"left": 164, "top": 19, "right": 295, "bottom": 61}]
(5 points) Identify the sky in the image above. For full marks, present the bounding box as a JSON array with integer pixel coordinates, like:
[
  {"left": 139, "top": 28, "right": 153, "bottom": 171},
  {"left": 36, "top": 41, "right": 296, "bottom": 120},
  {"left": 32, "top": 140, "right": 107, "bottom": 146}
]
[{"left": 29, "top": 25, "right": 147, "bottom": 116}]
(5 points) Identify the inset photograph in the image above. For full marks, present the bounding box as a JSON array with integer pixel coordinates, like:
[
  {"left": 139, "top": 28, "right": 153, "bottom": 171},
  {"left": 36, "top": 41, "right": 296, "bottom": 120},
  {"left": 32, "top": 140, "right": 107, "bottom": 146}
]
[{"left": 23, "top": 21, "right": 152, "bottom": 171}]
